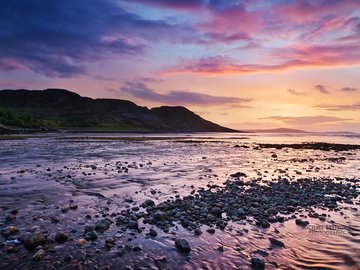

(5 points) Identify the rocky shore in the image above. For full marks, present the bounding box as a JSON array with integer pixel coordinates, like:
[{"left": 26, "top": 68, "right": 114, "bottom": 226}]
[
  {"left": 1, "top": 175, "right": 359, "bottom": 269},
  {"left": 0, "top": 138, "right": 359, "bottom": 269}
]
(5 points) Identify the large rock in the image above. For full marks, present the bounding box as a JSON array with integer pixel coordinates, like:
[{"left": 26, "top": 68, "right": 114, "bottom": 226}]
[
  {"left": 269, "top": 237, "right": 285, "bottom": 248},
  {"left": 250, "top": 257, "right": 265, "bottom": 269},
  {"left": 23, "top": 233, "right": 47, "bottom": 250},
  {"left": 95, "top": 219, "right": 111, "bottom": 232},
  {"left": 295, "top": 219, "right": 309, "bottom": 227},
  {"left": 54, "top": 231, "right": 68, "bottom": 243},
  {"left": 175, "top": 238, "right": 191, "bottom": 253}
]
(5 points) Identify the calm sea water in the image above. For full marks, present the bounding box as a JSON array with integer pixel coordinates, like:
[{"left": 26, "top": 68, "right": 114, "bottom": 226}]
[{"left": 0, "top": 132, "right": 359, "bottom": 269}]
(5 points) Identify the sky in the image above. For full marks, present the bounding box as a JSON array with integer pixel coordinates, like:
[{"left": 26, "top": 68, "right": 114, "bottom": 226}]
[{"left": 0, "top": 0, "right": 359, "bottom": 132}]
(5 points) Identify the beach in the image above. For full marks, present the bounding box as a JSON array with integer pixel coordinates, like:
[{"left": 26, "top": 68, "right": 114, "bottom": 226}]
[{"left": 0, "top": 132, "right": 359, "bottom": 270}]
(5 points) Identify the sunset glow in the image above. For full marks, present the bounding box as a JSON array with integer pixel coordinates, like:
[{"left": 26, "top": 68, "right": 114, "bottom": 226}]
[{"left": 1, "top": 0, "right": 359, "bottom": 131}]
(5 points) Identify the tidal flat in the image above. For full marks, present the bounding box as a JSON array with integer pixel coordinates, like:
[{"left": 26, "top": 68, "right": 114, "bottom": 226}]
[{"left": 0, "top": 132, "right": 359, "bottom": 270}]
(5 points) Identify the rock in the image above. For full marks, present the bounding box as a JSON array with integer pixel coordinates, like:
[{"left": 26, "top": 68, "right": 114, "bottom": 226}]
[
  {"left": 51, "top": 216, "right": 61, "bottom": 223},
  {"left": 269, "top": 237, "right": 285, "bottom": 248},
  {"left": 194, "top": 228, "right": 202, "bottom": 236},
  {"left": 1, "top": 226, "right": 18, "bottom": 237},
  {"left": 175, "top": 238, "right": 191, "bottom": 253},
  {"left": 105, "top": 238, "right": 116, "bottom": 248},
  {"left": 85, "top": 230, "right": 98, "bottom": 241},
  {"left": 61, "top": 205, "right": 70, "bottom": 213},
  {"left": 210, "top": 207, "right": 222, "bottom": 217},
  {"left": 143, "top": 199, "right": 155, "bottom": 207},
  {"left": 149, "top": 228, "right": 157, "bottom": 237},
  {"left": 206, "top": 228, "right": 215, "bottom": 234},
  {"left": 237, "top": 208, "right": 246, "bottom": 216},
  {"left": 180, "top": 219, "right": 189, "bottom": 228},
  {"left": 295, "top": 219, "right": 309, "bottom": 227},
  {"left": 216, "top": 245, "right": 224, "bottom": 252},
  {"left": 128, "top": 220, "right": 139, "bottom": 230},
  {"left": 133, "top": 245, "right": 142, "bottom": 252},
  {"left": 77, "top": 238, "right": 88, "bottom": 246},
  {"left": 32, "top": 249, "right": 45, "bottom": 261},
  {"left": 271, "top": 154, "right": 278, "bottom": 158},
  {"left": 95, "top": 219, "right": 111, "bottom": 232},
  {"left": 153, "top": 210, "right": 166, "bottom": 221},
  {"left": 206, "top": 214, "right": 216, "bottom": 223},
  {"left": 54, "top": 232, "right": 68, "bottom": 243},
  {"left": 230, "top": 172, "right": 247, "bottom": 178},
  {"left": 23, "top": 233, "right": 47, "bottom": 250},
  {"left": 257, "top": 220, "right": 270, "bottom": 228},
  {"left": 125, "top": 198, "right": 133, "bottom": 203},
  {"left": 250, "top": 257, "right": 265, "bottom": 269}
]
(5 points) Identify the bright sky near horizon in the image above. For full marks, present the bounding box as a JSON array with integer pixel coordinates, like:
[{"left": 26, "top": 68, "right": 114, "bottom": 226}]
[{"left": 0, "top": 0, "right": 359, "bottom": 132}]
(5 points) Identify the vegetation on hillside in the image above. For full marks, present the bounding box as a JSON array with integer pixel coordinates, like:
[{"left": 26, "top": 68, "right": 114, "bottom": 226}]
[{"left": 0, "top": 107, "right": 47, "bottom": 129}]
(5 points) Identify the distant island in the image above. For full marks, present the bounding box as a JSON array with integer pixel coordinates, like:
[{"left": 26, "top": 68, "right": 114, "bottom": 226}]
[
  {"left": 247, "top": 128, "right": 309, "bottom": 133},
  {"left": 0, "top": 89, "right": 239, "bottom": 133}
]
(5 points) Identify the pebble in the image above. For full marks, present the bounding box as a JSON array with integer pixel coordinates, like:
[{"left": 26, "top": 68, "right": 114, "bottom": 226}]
[
  {"left": 295, "top": 219, "right": 309, "bottom": 227},
  {"left": 61, "top": 205, "right": 70, "bottom": 213},
  {"left": 175, "top": 238, "right": 191, "bottom": 253},
  {"left": 23, "top": 233, "right": 47, "bottom": 250},
  {"left": 149, "top": 228, "right": 157, "bottom": 237},
  {"left": 54, "top": 231, "right": 68, "bottom": 243},
  {"left": 95, "top": 219, "right": 111, "bottom": 232},
  {"left": 51, "top": 216, "right": 61, "bottom": 223},
  {"left": 128, "top": 221, "right": 139, "bottom": 230},
  {"left": 32, "top": 249, "right": 45, "bottom": 261},
  {"left": 250, "top": 257, "right": 265, "bottom": 269},
  {"left": 269, "top": 237, "right": 285, "bottom": 248},
  {"left": 143, "top": 199, "right": 155, "bottom": 207}
]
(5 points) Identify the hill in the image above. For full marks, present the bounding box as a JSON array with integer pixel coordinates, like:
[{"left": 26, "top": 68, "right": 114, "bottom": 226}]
[{"left": 0, "top": 89, "right": 238, "bottom": 133}]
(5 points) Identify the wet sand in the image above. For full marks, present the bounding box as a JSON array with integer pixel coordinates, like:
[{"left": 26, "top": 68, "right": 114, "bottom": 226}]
[{"left": 0, "top": 133, "right": 359, "bottom": 270}]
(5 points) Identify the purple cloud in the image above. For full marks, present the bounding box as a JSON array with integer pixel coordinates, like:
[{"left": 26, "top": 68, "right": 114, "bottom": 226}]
[
  {"left": 314, "top": 84, "right": 330, "bottom": 94},
  {"left": 0, "top": 0, "right": 196, "bottom": 78},
  {"left": 316, "top": 102, "right": 360, "bottom": 111},
  {"left": 340, "top": 87, "right": 358, "bottom": 92},
  {"left": 287, "top": 89, "right": 306, "bottom": 96},
  {"left": 120, "top": 81, "right": 251, "bottom": 106}
]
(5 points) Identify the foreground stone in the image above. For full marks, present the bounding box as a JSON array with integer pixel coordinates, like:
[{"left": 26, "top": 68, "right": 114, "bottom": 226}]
[
  {"left": 54, "top": 231, "right": 68, "bottom": 243},
  {"left": 250, "top": 257, "right": 265, "bottom": 269},
  {"left": 32, "top": 249, "right": 45, "bottom": 261},
  {"left": 175, "top": 238, "right": 191, "bottom": 253}
]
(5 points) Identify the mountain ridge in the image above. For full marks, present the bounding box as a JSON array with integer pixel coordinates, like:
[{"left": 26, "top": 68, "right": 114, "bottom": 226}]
[{"left": 0, "top": 88, "right": 239, "bottom": 133}]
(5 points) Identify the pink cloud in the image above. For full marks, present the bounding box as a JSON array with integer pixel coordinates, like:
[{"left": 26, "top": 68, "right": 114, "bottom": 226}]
[
  {"left": 160, "top": 42, "right": 360, "bottom": 76},
  {"left": 272, "top": 0, "right": 360, "bottom": 24}
]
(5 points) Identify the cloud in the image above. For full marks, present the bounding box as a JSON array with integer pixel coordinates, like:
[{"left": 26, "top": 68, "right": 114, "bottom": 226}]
[
  {"left": 1, "top": 0, "right": 360, "bottom": 80},
  {"left": 316, "top": 102, "right": 360, "bottom": 111},
  {"left": 0, "top": 0, "right": 197, "bottom": 78},
  {"left": 314, "top": 84, "right": 330, "bottom": 94},
  {"left": 260, "top": 115, "right": 351, "bottom": 125},
  {"left": 120, "top": 81, "right": 250, "bottom": 106},
  {"left": 340, "top": 87, "right": 358, "bottom": 92},
  {"left": 287, "top": 89, "right": 306, "bottom": 96},
  {"left": 160, "top": 41, "right": 360, "bottom": 76},
  {"left": 131, "top": 0, "right": 204, "bottom": 10}
]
